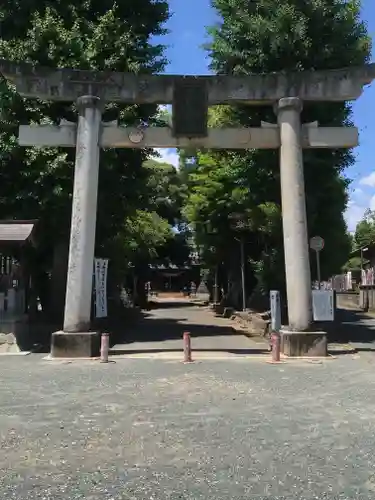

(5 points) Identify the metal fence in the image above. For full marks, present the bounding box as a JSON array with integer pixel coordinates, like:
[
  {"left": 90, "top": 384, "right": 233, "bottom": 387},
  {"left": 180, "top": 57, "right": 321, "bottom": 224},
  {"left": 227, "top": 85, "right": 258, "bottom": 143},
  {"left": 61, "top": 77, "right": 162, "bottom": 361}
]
[
  {"left": 317, "top": 272, "right": 354, "bottom": 292},
  {"left": 362, "top": 268, "right": 375, "bottom": 286},
  {"left": 323, "top": 269, "right": 375, "bottom": 291}
]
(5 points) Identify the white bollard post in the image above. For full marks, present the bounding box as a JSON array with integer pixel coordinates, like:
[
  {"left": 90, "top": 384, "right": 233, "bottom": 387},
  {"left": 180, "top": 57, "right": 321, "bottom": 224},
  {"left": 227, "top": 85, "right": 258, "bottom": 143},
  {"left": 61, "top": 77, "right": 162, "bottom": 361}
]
[{"left": 100, "top": 333, "right": 109, "bottom": 363}]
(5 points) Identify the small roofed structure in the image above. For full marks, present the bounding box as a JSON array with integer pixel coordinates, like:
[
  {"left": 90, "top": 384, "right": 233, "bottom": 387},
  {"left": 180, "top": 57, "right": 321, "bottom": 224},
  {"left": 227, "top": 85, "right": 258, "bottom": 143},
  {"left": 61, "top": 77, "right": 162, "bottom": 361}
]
[
  {"left": 0, "top": 219, "right": 38, "bottom": 246},
  {"left": 0, "top": 220, "right": 39, "bottom": 353},
  {"left": 147, "top": 262, "right": 200, "bottom": 293}
]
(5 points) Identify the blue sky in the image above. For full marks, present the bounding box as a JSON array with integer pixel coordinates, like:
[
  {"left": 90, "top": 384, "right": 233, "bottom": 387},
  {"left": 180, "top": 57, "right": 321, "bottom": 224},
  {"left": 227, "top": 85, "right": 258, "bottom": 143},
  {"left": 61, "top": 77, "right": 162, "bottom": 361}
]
[{"left": 155, "top": 0, "right": 375, "bottom": 232}]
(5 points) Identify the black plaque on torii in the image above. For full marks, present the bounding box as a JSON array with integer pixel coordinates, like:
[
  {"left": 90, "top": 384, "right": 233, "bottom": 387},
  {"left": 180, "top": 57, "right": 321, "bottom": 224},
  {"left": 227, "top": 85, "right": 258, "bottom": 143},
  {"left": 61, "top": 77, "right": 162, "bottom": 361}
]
[{"left": 172, "top": 77, "right": 208, "bottom": 138}]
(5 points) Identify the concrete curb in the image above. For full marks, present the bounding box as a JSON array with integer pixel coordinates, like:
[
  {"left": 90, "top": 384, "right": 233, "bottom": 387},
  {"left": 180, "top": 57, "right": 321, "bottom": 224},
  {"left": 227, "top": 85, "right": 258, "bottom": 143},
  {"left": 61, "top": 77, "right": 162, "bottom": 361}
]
[
  {"left": 0, "top": 350, "right": 31, "bottom": 356},
  {"left": 189, "top": 301, "right": 209, "bottom": 307},
  {"left": 328, "top": 344, "right": 357, "bottom": 355},
  {"left": 281, "top": 354, "right": 337, "bottom": 360},
  {"left": 42, "top": 354, "right": 272, "bottom": 362},
  {"left": 0, "top": 342, "right": 44, "bottom": 357},
  {"left": 43, "top": 354, "right": 100, "bottom": 362}
]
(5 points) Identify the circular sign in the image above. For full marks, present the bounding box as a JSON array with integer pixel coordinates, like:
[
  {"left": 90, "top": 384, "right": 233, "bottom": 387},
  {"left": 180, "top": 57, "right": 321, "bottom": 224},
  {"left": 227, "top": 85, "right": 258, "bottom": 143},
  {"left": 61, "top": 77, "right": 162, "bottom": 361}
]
[
  {"left": 310, "top": 236, "right": 324, "bottom": 252},
  {"left": 128, "top": 129, "right": 144, "bottom": 144}
]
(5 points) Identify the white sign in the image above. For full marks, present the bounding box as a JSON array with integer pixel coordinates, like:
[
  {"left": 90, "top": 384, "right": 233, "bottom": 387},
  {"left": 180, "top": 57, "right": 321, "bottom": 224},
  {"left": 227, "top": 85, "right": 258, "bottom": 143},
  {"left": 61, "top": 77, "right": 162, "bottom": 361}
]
[
  {"left": 312, "top": 290, "right": 334, "bottom": 322},
  {"left": 94, "top": 258, "right": 109, "bottom": 318},
  {"left": 310, "top": 236, "right": 324, "bottom": 252}
]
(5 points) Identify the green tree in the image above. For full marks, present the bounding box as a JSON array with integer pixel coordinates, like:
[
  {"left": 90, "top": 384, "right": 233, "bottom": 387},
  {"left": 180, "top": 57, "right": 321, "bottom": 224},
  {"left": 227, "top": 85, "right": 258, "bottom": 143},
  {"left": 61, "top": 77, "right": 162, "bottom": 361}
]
[
  {"left": 354, "top": 210, "right": 375, "bottom": 249},
  {"left": 342, "top": 211, "right": 375, "bottom": 271},
  {"left": 115, "top": 210, "right": 173, "bottom": 279},
  {"left": 185, "top": 0, "right": 370, "bottom": 307},
  {"left": 183, "top": 145, "right": 278, "bottom": 307},
  {"left": 0, "top": 0, "right": 169, "bottom": 318},
  {"left": 143, "top": 159, "right": 187, "bottom": 225}
]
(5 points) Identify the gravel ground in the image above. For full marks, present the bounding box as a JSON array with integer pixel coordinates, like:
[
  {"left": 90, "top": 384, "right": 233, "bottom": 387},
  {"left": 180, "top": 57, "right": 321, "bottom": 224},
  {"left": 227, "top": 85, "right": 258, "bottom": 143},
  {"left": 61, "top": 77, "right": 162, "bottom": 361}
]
[{"left": 1, "top": 353, "right": 375, "bottom": 499}]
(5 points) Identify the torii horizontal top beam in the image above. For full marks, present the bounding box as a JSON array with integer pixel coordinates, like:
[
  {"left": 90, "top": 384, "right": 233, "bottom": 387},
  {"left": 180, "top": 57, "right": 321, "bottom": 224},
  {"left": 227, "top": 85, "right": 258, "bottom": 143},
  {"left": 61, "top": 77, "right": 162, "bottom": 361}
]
[{"left": 1, "top": 59, "right": 374, "bottom": 104}]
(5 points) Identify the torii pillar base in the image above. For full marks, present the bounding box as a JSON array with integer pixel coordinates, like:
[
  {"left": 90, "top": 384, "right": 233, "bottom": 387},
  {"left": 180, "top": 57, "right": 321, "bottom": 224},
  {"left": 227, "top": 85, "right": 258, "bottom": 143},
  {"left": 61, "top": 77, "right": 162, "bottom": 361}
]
[
  {"left": 281, "top": 330, "right": 328, "bottom": 357},
  {"left": 51, "top": 331, "right": 100, "bottom": 358}
]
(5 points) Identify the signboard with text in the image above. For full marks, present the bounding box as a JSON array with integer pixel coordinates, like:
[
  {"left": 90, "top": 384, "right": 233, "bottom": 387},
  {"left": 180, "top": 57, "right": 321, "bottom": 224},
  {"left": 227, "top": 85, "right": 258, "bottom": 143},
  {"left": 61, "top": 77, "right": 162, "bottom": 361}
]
[
  {"left": 312, "top": 290, "right": 334, "bottom": 322},
  {"left": 94, "top": 258, "right": 109, "bottom": 318}
]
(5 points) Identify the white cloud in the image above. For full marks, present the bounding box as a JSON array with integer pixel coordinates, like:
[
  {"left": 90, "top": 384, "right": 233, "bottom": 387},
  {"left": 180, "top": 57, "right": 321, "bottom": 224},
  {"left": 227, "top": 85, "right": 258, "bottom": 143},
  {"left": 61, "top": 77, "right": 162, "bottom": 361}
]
[
  {"left": 344, "top": 182, "right": 375, "bottom": 231},
  {"left": 352, "top": 187, "right": 363, "bottom": 197},
  {"left": 359, "top": 172, "right": 375, "bottom": 187},
  {"left": 345, "top": 202, "right": 366, "bottom": 232},
  {"left": 153, "top": 148, "right": 180, "bottom": 168}
]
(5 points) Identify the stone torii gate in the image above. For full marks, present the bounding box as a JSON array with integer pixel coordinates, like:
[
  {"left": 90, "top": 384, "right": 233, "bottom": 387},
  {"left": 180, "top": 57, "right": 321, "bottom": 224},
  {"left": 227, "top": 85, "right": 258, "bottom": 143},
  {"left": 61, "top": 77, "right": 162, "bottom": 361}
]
[{"left": 1, "top": 59, "right": 374, "bottom": 357}]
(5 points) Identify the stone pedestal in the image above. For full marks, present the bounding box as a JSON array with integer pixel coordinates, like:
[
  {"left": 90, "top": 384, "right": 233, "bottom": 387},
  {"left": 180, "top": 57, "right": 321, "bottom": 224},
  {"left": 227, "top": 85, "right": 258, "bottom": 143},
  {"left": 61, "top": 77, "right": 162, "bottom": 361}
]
[
  {"left": 51, "top": 331, "right": 100, "bottom": 358},
  {"left": 281, "top": 330, "right": 327, "bottom": 357}
]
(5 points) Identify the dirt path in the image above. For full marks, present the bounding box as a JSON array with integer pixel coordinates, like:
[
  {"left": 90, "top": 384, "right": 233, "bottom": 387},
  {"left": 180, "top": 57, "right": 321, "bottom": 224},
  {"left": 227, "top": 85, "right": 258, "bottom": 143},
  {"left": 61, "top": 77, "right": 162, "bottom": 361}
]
[{"left": 111, "top": 298, "right": 269, "bottom": 358}]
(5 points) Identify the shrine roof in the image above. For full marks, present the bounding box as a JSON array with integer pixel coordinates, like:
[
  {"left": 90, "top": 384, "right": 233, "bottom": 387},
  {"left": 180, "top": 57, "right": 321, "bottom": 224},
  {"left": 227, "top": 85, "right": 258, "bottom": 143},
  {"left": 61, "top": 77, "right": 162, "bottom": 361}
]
[{"left": 0, "top": 220, "right": 38, "bottom": 244}]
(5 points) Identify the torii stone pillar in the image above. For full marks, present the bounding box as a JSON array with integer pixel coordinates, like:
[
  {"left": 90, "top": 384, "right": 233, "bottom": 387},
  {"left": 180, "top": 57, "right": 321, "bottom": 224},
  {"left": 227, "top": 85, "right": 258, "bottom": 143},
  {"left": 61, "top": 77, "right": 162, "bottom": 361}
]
[
  {"left": 63, "top": 96, "right": 101, "bottom": 333},
  {"left": 52, "top": 96, "right": 102, "bottom": 357},
  {"left": 276, "top": 97, "right": 312, "bottom": 332}
]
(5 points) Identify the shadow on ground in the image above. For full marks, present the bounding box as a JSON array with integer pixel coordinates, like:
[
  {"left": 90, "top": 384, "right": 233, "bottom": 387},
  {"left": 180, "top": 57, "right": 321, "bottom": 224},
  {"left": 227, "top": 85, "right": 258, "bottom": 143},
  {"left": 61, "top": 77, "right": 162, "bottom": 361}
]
[
  {"left": 325, "top": 308, "right": 375, "bottom": 347},
  {"left": 111, "top": 314, "right": 251, "bottom": 344},
  {"left": 147, "top": 300, "right": 197, "bottom": 310},
  {"left": 21, "top": 303, "right": 375, "bottom": 355},
  {"left": 110, "top": 300, "right": 269, "bottom": 354}
]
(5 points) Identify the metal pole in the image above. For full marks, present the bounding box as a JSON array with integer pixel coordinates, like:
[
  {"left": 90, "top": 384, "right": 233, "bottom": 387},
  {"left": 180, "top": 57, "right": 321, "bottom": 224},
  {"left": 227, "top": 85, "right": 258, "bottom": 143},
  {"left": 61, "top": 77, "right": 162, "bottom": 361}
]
[
  {"left": 316, "top": 250, "right": 321, "bottom": 289},
  {"left": 240, "top": 235, "right": 246, "bottom": 311},
  {"left": 214, "top": 265, "right": 219, "bottom": 304}
]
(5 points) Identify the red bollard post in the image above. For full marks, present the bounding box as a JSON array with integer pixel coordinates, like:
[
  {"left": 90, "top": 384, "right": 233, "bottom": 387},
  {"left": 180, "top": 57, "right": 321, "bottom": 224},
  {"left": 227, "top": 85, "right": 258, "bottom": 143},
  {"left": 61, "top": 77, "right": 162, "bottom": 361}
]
[
  {"left": 271, "top": 331, "right": 281, "bottom": 362},
  {"left": 183, "top": 332, "right": 193, "bottom": 363},
  {"left": 100, "top": 332, "right": 109, "bottom": 363}
]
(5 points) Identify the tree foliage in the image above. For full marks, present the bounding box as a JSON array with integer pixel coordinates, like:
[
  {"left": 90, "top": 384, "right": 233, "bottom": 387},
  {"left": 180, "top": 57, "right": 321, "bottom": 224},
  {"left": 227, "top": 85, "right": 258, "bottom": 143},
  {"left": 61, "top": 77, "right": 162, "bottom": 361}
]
[
  {"left": 182, "top": 0, "right": 371, "bottom": 306},
  {"left": 0, "top": 0, "right": 173, "bottom": 314},
  {"left": 121, "top": 210, "right": 172, "bottom": 262},
  {"left": 342, "top": 211, "right": 375, "bottom": 271},
  {"left": 143, "top": 159, "right": 187, "bottom": 225},
  {"left": 354, "top": 210, "right": 375, "bottom": 249}
]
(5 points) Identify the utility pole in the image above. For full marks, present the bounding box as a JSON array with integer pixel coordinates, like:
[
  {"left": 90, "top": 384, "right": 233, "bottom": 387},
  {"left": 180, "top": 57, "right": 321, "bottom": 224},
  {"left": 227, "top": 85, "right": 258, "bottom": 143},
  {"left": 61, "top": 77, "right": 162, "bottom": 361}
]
[
  {"left": 229, "top": 213, "right": 248, "bottom": 312},
  {"left": 240, "top": 235, "right": 246, "bottom": 312},
  {"left": 204, "top": 222, "right": 220, "bottom": 305},
  {"left": 214, "top": 264, "right": 219, "bottom": 305}
]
